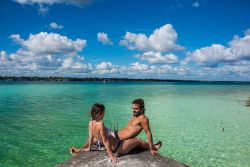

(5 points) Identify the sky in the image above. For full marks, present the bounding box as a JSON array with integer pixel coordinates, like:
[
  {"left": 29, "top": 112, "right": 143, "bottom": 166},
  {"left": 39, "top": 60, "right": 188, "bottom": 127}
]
[{"left": 0, "top": 0, "right": 250, "bottom": 81}]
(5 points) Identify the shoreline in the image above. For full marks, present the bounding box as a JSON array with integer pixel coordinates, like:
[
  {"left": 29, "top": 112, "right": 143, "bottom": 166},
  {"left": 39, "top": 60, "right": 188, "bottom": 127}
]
[{"left": 1, "top": 76, "right": 250, "bottom": 83}]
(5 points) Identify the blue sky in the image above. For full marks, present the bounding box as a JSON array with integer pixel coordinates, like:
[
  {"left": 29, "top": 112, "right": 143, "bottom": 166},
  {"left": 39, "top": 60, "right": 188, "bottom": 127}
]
[{"left": 0, "top": 0, "right": 250, "bottom": 80}]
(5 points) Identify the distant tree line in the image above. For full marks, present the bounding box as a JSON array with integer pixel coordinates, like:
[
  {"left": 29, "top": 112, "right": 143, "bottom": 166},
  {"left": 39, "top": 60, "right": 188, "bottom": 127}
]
[
  {"left": 0, "top": 76, "right": 197, "bottom": 82},
  {"left": 0, "top": 76, "right": 249, "bottom": 83}
]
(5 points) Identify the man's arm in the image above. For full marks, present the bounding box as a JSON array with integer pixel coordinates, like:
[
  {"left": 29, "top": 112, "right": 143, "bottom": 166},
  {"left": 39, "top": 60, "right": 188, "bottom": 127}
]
[{"left": 141, "top": 116, "right": 157, "bottom": 155}]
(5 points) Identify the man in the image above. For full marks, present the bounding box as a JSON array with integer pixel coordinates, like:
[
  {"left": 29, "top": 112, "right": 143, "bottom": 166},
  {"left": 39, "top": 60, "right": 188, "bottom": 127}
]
[{"left": 70, "top": 98, "right": 161, "bottom": 155}]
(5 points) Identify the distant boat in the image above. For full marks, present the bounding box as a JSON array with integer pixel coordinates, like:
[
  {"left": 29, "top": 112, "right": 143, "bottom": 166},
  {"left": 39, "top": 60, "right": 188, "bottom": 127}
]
[{"left": 103, "top": 79, "right": 106, "bottom": 83}]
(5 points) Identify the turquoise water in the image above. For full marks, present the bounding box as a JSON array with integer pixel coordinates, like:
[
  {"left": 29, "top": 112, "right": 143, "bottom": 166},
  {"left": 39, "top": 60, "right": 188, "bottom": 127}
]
[{"left": 0, "top": 81, "right": 250, "bottom": 167}]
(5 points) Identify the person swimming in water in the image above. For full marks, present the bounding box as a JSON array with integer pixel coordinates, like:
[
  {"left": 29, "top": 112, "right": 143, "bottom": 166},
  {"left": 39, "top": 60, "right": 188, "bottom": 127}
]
[
  {"left": 78, "top": 103, "right": 160, "bottom": 163},
  {"left": 70, "top": 98, "right": 162, "bottom": 156}
]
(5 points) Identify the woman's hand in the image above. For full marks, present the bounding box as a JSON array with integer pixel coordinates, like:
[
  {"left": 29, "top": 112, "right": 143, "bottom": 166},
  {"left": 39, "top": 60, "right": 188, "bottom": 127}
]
[
  {"left": 82, "top": 147, "right": 91, "bottom": 152},
  {"left": 110, "top": 155, "right": 119, "bottom": 163}
]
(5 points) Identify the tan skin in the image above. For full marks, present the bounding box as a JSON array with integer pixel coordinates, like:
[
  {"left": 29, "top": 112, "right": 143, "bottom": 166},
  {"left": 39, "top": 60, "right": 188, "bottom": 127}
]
[
  {"left": 70, "top": 104, "right": 160, "bottom": 156},
  {"left": 84, "top": 111, "right": 153, "bottom": 163},
  {"left": 87, "top": 113, "right": 118, "bottom": 163},
  {"left": 118, "top": 103, "right": 156, "bottom": 155}
]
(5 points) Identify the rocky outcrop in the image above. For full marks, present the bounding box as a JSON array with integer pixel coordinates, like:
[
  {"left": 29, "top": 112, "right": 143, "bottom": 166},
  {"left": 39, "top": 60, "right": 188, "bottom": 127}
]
[{"left": 58, "top": 148, "right": 189, "bottom": 167}]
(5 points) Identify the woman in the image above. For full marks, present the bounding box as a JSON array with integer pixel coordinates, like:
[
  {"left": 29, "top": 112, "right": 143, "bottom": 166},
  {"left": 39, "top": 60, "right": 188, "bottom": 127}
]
[{"left": 80, "top": 103, "right": 154, "bottom": 163}]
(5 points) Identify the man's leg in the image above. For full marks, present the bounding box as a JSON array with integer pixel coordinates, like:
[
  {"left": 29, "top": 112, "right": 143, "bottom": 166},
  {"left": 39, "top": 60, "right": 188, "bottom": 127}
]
[
  {"left": 135, "top": 138, "right": 162, "bottom": 150},
  {"left": 116, "top": 138, "right": 140, "bottom": 154},
  {"left": 117, "top": 138, "right": 161, "bottom": 155}
]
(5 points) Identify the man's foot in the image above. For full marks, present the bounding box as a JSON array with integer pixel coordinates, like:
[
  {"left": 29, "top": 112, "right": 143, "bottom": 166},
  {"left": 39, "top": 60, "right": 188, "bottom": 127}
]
[
  {"left": 69, "top": 146, "right": 82, "bottom": 155},
  {"left": 153, "top": 141, "right": 162, "bottom": 150}
]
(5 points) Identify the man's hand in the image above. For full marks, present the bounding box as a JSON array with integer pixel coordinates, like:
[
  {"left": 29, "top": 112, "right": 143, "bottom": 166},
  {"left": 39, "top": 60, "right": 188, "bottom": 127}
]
[{"left": 150, "top": 149, "right": 158, "bottom": 156}]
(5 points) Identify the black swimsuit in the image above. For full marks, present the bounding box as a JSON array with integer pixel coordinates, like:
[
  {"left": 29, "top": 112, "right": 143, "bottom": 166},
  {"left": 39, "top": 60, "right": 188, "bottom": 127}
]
[{"left": 113, "top": 130, "right": 121, "bottom": 153}]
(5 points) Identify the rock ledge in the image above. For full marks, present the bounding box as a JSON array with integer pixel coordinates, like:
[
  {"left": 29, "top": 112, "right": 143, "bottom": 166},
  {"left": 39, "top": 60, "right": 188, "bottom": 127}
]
[{"left": 58, "top": 149, "right": 189, "bottom": 167}]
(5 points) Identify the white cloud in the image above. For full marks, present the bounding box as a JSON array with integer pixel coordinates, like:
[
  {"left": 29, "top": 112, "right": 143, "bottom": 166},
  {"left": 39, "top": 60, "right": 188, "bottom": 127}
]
[
  {"left": 14, "top": 0, "right": 94, "bottom": 6},
  {"left": 192, "top": 62, "right": 250, "bottom": 81},
  {"left": 61, "top": 57, "right": 74, "bottom": 69},
  {"left": 38, "top": 4, "right": 48, "bottom": 15},
  {"left": 119, "top": 24, "right": 184, "bottom": 52},
  {"left": 0, "top": 51, "right": 9, "bottom": 63},
  {"left": 244, "top": 29, "right": 250, "bottom": 35},
  {"left": 121, "top": 63, "right": 189, "bottom": 78},
  {"left": 1, "top": 32, "right": 91, "bottom": 76},
  {"left": 230, "top": 35, "right": 250, "bottom": 59},
  {"left": 2, "top": 47, "right": 250, "bottom": 80},
  {"left": 192, "top": 1, "right": 199, "bottom": 7},
  {"left": 97, "top": 32, "right": 113, "bottom": 45},
  {"left": 10, "top": 32, "right": 86, "bottom": 54},
  {"left": 96, "top": 62, "right": 114, "bottom": 70},
  {"left": 61, "top": 57, "right": 91, "bottom": 70},
  {"left": 129, "top": 62, "right": 149, "bottom": 71},
  {"left": 92, "top": 62, "right": 152, "bottom": 77},
  {"left": 13, "top": 0, "right": 96, "bottom": 15},
  {"left": 135, "top": 51, "right": 178, "bottom": 64},
  {"left": 184, "top": 32, "right": 250, "bottom": 67},
  {"left": 2, "top": 29, "right": 250, "bottom": 80},
  {"left": 183, "top": 44, "right": 232, "bottom": 67},
  {"left": 222, "top": 62, "right": 250, "bottom": 76},
  {"left": 49, "top": 22, "right": 64, "bottom": 29},
  {"left": 93, "top": 62, "right": 118, "bottom": 75},
  {"left": 9, "top": 34, "right": 24, "bottom": 44}
]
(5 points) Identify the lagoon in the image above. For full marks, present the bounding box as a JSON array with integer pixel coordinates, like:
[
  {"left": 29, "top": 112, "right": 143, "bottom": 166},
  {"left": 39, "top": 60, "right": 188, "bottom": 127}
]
[{"left": 0, "top": 81, "right": 250, "bottom": 166}]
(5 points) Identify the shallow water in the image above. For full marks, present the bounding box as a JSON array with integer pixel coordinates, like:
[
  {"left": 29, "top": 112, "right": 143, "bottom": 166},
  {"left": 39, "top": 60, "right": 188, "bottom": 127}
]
[{"left": 0, "top": 81, "right": 250, "bottom": 166}]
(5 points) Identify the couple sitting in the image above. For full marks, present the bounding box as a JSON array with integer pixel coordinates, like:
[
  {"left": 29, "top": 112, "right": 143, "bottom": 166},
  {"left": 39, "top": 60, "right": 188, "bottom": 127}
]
[{"left": 69, "top": 98, "right": 162, "bottom": 163}]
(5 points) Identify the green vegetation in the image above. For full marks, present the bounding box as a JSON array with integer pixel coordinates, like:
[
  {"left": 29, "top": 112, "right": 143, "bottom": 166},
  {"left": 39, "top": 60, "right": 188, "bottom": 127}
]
[
  {"left": 0, "top": 76, "right": 250, "bottom": 83},
  {"left": 0, "top": 76, "right": 189, "bottom": 82}
]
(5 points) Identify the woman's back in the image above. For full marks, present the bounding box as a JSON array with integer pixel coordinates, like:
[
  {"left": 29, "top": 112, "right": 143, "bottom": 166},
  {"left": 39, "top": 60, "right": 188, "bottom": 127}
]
[
  {"left": 90, "top": 120, "right": 118, "bottom": 148},
  {"left": 89, "top": 120, "right": 103, "bottom": 141}
]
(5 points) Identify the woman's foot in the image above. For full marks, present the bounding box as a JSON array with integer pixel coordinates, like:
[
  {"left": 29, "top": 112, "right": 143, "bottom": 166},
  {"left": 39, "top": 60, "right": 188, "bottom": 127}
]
[
  {"left": 69, "top": 146, "right": 82, "bottom": 155},
  {"left": 153, "top": 141, "right": 162, "bottom": 150}
]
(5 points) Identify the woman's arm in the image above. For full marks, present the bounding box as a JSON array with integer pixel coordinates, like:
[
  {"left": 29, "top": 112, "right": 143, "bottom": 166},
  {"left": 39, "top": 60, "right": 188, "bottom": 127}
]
[
  {"left": 81, "top": 137, "right": 98, "bottom": 150},
  {"left": 82, "top": 122, "right": 93, "bottom": 151},
  {"left": 87, "top": 122, "right": 94, "bottom": 151},
  {"left": 81, "top": 138, "right": 89, "bottom": 150},
  {"left": 99, "top": 122, "right": 119, "bottom": 163}
]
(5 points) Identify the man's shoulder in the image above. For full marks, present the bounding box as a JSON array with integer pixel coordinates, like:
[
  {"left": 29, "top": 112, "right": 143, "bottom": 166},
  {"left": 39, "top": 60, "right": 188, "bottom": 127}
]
[{"left": 139, "top": 114, "right": 149, "bottom": 122}]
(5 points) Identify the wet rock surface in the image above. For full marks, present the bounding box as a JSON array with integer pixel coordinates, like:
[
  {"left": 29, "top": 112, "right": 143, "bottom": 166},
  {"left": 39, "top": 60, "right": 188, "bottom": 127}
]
[{"left": 58, "top": 148, "right": 189, "bottom": 167}]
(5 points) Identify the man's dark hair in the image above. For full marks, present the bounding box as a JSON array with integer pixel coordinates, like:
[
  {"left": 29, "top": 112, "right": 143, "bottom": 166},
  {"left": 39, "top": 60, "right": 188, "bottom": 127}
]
[
  {"left": 132, "top": 98, "right": 145, "bottom": 114},
  {"left": 91, "top": 103, "right": 105, "bottom": 120}
]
